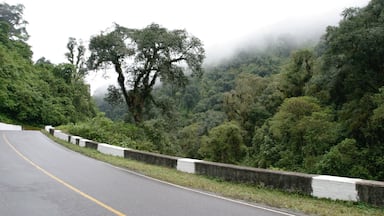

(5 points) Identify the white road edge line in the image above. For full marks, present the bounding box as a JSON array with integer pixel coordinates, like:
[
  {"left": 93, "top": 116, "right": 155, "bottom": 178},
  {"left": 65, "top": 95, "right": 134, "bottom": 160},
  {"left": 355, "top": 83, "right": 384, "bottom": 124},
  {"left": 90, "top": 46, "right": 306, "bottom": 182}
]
[
  {"left": 43, "top": 131, "right": 298, "bottom": 216},
  {"left": 103, "top": 162, "right": 298, "bottom": 216}
]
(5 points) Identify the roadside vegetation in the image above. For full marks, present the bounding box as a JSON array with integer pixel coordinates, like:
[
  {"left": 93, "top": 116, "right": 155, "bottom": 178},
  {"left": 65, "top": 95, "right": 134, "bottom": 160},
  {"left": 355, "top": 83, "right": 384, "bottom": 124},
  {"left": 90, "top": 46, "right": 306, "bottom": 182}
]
[
  {"left": 0, "top": 3, "right": 96, "bottom": 126},
  {"left": 45, "top": 131, "right": 384, "bottom": 216}
]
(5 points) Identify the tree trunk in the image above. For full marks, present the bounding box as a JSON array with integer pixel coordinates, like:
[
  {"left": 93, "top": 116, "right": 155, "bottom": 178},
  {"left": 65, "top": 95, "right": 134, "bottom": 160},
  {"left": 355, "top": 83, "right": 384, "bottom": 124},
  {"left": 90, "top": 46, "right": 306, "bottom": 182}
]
[
  {"left": 114, "top": 62, "right": 138, "bottom": 122},
  {"left": 128, "top": 92, "right": 144, "bottom": 123}
]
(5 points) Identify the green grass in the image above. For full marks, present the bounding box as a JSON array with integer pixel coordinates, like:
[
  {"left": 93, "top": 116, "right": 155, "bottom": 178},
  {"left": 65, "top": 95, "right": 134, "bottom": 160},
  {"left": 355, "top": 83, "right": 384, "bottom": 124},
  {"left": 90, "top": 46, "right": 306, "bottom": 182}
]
[{"left": 43, "top": 131, "right": 384, "bottom": 216}]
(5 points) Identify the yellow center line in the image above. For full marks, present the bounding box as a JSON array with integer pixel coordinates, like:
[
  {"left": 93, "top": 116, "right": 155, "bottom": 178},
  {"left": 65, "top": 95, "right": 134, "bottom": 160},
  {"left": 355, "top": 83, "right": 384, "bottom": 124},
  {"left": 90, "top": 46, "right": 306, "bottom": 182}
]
[{"left": 2, "top": 133, "right": 126, "bottom": 216}]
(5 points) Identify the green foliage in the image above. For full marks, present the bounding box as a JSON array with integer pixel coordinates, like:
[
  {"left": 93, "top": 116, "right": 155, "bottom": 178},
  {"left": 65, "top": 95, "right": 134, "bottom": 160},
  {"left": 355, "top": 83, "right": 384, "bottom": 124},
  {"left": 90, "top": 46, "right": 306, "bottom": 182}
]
[
  {"left": 223, "top": 73, "right": 271, "bottom": 144},
  {"left": 281, "top": 49, "right": 314, "bottom": 97},
  {"left": 93, "top": 0, "right": 384, "bottom": 180},
  {"left": 317, "top": 138, "right": 370, "bottom": 178},
  {"left": 60, "top": 115, "right": 179, "bottom": 155},
  {"left": 371, "top": 87, "right": 384, "bottom": 125},
  {"left": 65, "top": 37, "right": 87, "bottom": 82},
  {"left": 199, "top": 121, "right": 246, "bottom": 164},
  {"left": 0, "top": 3, "right": 29, "bottom": 41},
  {"left": 88, "top": 23, "right": 205, "bottom": 123},
  {"left": 319, "top": 0, "right": 384, "bottom": 104},
  {"left": 94, "top": 93, "right": 129, "bottom": 121},
  {"left": 61, "top": 114, "right": 144, "bottom": 149},
  {"left": 177, "top": 123, "right": 204, "bottom": 158},
  {"left": 0, "top": 2, "right": 96, "bottom": 126},
  {"left": 253, "top": 97, "right": 340, "bottom": 172},
  {"left": 180, "top": 84, "right": 201, "bottom": 112},
  {"left": 141, "top": 119, "right": 179, "bottom": 155},
  {"left": 190, "top": 110, "right": 228, "bottom": 133},
  {"left": 305, "top": 0, "right": 384, "bottom": 179},
  {"left": 223, "top": 73, "right": 267, "bottom": 124}
]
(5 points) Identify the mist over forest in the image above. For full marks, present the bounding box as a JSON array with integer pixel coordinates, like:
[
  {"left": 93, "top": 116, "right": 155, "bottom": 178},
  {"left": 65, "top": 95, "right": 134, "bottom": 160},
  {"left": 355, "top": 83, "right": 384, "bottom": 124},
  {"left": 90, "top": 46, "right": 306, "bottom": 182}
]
[
  {"left": 204, "top": 10, "right": 339, "bottom": 65},
  {"left": 89, "top": 10, "right": 338, "bottom": 94},
  {"left": 1, "top": 0, "right": 384, "bottom": 181}
]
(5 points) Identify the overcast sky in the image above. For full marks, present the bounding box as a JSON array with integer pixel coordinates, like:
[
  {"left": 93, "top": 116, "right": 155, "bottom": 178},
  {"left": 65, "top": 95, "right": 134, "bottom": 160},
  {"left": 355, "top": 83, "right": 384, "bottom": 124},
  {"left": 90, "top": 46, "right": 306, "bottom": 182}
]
[{"left": 4, "top": 0, "right": 370, "bottom": 93}]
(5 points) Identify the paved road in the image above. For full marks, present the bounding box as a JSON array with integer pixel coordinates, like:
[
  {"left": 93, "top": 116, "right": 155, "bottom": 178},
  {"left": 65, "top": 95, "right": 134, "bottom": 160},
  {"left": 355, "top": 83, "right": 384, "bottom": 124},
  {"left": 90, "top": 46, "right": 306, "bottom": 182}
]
[{"left": 0, "top": 130, "right": 299, "bottom": 216}]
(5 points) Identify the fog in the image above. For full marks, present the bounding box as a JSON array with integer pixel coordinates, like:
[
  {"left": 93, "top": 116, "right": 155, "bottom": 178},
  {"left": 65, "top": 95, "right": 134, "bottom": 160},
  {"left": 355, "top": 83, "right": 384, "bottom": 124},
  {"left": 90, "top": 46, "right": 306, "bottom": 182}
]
[{"left": 204, "top": 10, "right": 346, "bottom": 65}]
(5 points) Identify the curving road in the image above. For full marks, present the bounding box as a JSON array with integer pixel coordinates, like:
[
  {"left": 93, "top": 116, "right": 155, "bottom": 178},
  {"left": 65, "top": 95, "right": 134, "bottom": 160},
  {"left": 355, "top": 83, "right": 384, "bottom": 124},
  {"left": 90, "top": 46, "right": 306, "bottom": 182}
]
[{"left": 0, "top": 130, "right": 299, "bottom": 216}]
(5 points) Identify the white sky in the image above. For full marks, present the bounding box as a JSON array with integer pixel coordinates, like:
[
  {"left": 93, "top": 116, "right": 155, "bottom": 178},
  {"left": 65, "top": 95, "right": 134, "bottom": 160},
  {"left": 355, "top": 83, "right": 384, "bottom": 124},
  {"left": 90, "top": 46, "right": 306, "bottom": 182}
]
[{"left": 4, "top": 0, "right": 370, "bottom": 93}]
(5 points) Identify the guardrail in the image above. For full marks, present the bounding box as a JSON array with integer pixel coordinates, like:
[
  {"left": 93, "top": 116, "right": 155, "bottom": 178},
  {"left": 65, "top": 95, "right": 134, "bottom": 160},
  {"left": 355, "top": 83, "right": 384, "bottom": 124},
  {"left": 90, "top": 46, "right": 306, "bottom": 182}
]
[{"left": 45, "top": 125, "right": 384, "bottom": 207}]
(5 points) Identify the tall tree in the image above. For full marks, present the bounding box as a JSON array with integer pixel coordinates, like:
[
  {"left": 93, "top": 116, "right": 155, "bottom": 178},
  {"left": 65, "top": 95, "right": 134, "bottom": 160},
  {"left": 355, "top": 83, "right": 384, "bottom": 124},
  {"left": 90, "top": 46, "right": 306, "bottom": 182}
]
[
  {"left": 0, "top": 2, "right": 28, "bottom": 41},
  {"left": 199, "top": 121, "right": 246, "bottom": 164},
  {"left": 223, "top": 73, "right": 269, "bottom": 143},
  {"left": 88, "top": 23, "right": 205, "bottom": 123},
  {"left": 65, "top": 37, "right": 87, "bottom": 82},
  {"left": 282, "top": 49, "right": 314, "bottom": 98},
  {"left": 321, "top": 0, "right": 384, "bottom": 104},
  {"left": 253, "top": 96, "right": 340, "bottom": 171},
  {"left": 0, "top": 2, "right": 31, "bottom": 60}
]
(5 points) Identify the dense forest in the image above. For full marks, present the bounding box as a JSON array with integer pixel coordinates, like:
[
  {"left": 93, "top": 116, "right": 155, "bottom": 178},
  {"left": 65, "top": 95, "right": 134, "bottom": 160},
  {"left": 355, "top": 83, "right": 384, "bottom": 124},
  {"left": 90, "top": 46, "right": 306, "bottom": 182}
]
[
  {"left": 1, "top": 1, "right": 384, "bottom": 180},
  {"left": 0, "top": 3, "right": 96, "bottom": 125}
]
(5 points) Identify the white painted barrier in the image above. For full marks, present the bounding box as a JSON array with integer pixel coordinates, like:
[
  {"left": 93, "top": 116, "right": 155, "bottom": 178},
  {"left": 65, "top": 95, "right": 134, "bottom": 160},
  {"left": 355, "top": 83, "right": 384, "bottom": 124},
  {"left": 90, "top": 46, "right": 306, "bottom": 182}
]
[
  {"left": 44, "top": 125, "right": 53, "bottom": 132},
  {"left": 97, "top": 143, "right": 125, "bottom": 157},
  {"left": 70, "top": 136, "right": 82, "bottom": 145},
  {"left": 0, "top": 122, "right": 22, "bottom": 131},
  {"left": 312, "top": 175, "right": 360, "bottom": 201},
  {"left": 78, "top": 138, "right": 88, "bottom": 147},
  {"left": 177, "top": 158, "right": 201, "bottom": 174},
  {"left": 53, "top": 130, "right": 69, "bottom": 142}
]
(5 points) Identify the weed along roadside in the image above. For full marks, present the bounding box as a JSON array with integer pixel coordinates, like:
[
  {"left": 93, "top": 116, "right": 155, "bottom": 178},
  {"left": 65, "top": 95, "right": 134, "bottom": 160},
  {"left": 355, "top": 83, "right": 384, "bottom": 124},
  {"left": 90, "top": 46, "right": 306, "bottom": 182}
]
[{"left": 43, "top": 126, "right": 383, "bottom": 216}]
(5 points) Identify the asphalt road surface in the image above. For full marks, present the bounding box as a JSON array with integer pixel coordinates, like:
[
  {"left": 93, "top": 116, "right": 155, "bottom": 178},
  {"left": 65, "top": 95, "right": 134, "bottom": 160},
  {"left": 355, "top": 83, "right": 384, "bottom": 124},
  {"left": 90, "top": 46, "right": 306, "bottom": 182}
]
[{"left": 0, "top": 130, "right": 300, "bottom": 216}]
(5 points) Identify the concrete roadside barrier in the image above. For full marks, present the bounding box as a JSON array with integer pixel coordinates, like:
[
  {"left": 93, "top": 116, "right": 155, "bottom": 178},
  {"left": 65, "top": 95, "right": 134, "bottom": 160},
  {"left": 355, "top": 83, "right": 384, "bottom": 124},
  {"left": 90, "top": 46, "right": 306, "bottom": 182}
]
[
  {"left": 97, "top": 143, "right": 125, "bottom": 157},
  {"left": 0, "top": 122, "right": 22, "bottom": 131},
  {"left": 312, "top": 175, "right": 360, "bottom": 201},
  {"left": 195, "top": 160, "right": 314, "bottom": 195},
  {"left": 124, "top": 148, "right": 178, "bottom": 168},
  {"left": 53, "top": 130, "right": 70, "bottom": 142},
  {"left": 356, "top": 180, "right": 384, "bottom": 206},
  {"left": 79, "top": 138, "right": 89, "bottom": 147},
  {"left": 176, "top": 158, "right": 201, "bottom": 174},
  {"left": 69, "top": 136, "right": 81, "bottom": 145},
  {"left": 45, "top": 125, "right": 53, "bottom": 132},
  {"left": 85, "top": 140, "right": 98, "bottom": 149}
]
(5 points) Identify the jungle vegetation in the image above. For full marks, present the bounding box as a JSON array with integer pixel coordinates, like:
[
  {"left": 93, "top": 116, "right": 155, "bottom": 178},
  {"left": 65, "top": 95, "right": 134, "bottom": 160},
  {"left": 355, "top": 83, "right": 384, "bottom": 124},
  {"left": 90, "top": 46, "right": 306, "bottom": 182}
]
[{"left": 2, "top": 0, "right": 384, "bottom": 180}]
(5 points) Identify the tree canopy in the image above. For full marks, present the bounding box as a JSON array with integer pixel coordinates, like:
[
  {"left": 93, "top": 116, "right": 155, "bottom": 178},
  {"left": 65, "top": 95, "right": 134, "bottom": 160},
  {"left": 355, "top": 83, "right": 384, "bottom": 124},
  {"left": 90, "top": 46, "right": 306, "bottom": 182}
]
[
  {"left": 88, "top": 23, "right": 205, "bottom": 123},
  {"left": 0, "top": 2, "right": 28, "bottom": 41}
]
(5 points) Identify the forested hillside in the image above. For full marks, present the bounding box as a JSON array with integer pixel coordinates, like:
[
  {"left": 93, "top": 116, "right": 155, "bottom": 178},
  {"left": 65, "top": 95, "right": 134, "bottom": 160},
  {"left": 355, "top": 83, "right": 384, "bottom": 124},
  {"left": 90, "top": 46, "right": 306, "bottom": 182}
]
[
  {"left": 0, "top": 3, "right": 96, "bottom": 126},
  {"left": 91, "top": 0, "right": 384, "bottom": 180}
]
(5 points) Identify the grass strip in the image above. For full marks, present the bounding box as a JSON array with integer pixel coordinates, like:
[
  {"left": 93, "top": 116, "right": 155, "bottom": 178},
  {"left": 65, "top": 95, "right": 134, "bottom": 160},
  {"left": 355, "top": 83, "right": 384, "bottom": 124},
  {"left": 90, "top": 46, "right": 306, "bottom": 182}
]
[{"left": 43, "top": 131, "right": 383, "bottom": 216}]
